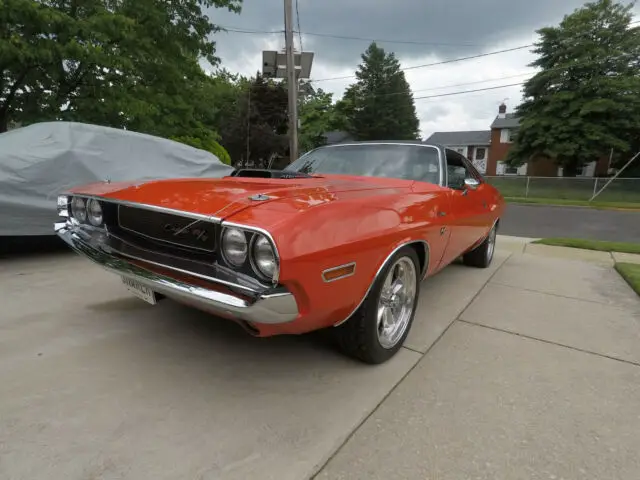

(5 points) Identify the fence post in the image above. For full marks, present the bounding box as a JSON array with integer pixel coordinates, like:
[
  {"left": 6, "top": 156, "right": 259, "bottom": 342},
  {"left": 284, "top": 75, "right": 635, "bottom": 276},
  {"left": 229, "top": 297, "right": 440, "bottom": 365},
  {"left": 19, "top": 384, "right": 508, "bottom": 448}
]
[
  {"left": 525, "top": 176, "right": 530, "bottom": 198},
  {"left": 592, "top": 178, "right": 598, "bottom": 198}
]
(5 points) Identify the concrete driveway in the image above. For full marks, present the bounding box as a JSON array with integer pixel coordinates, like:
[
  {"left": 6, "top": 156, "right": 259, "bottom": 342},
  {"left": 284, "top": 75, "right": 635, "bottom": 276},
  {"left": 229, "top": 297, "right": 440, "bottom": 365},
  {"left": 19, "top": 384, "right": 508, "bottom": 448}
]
[{"left": 1, "top": 239, "right": 639, "bottom": 480}]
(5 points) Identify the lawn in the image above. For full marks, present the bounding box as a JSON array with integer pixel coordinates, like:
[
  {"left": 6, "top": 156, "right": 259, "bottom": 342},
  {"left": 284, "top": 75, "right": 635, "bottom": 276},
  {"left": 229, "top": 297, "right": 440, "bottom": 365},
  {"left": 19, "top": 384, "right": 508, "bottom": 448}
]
[
  {"left": 614, "top": 263, "right": 640, "bottom": 296},
  {"left": 532, "top": 238, "right": 640, "bottom": 255}
]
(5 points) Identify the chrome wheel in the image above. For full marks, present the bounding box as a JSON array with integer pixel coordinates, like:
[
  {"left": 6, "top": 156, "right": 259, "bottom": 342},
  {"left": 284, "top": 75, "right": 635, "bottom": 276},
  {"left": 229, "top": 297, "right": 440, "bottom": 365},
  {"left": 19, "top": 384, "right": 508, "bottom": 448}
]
[
  {"left": 376, "top": 256, "right": 418, "bottom": 349},
  {"left": 486, "top": 226, "right": 497, "bottom": 263}
]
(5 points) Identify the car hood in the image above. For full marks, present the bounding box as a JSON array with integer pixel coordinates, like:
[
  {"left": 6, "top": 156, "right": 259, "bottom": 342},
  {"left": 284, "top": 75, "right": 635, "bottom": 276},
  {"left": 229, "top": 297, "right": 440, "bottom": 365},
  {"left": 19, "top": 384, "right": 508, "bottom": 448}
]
[{"left": 67, "top": 174, "right": 431, "bottom": 220}]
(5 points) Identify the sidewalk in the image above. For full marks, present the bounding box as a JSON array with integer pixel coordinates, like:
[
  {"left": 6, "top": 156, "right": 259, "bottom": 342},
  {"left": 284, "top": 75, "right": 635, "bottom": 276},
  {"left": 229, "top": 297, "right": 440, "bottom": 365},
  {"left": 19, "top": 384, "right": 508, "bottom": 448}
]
[{"left": 315, "top": 237, "right": 640, "bottom": 480}]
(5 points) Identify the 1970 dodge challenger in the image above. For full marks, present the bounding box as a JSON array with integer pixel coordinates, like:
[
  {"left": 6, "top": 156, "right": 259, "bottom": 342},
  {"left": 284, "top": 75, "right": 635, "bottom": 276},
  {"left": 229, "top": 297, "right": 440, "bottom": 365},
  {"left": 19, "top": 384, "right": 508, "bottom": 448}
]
[{"left": 55, "top": 141, "right": 504, "bottom": 364}]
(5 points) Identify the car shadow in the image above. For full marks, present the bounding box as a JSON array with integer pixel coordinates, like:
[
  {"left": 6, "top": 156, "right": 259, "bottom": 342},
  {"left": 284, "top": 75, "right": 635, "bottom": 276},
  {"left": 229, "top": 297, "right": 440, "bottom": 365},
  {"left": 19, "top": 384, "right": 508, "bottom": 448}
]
[
  {"left": 85, "top": 294, "right": 344, "bottom": 366},
  {"left": 0, "top": 235, "right": 67, "bottom": 259}
]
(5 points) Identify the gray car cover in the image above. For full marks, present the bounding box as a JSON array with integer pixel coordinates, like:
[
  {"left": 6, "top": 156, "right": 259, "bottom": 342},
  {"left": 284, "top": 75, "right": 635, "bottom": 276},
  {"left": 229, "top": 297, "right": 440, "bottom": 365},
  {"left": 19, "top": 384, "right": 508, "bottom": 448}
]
[{"left": 0, "top": 122, "right": 234, "bottom": 236}]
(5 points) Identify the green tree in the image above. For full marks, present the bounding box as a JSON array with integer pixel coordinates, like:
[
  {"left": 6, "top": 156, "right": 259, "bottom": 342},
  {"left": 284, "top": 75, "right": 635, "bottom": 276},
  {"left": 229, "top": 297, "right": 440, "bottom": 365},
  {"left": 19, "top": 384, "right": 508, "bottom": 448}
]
[
  {"left": 339, "top": 42, "right": 420, "bottom": 141},
  {"left": 170, "top": 134, "right": 232, "bottom": 165},
  {"left": 0, "top": 0, "right": 242, "bottom": 138},
  {"left": 507, "top": 0, "right": 640, "bottom": 176},
  {"left": 218, "top": 73, "right": 289, "bottom": 167},
  {"left": 298, "top": 84, "right": 345, "bottom": 153}
]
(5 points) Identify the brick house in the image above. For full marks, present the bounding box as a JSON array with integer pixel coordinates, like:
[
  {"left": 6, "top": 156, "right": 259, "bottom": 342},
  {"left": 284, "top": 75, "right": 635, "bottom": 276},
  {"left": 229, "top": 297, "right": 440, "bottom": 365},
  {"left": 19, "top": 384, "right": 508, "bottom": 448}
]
[
  {"left": 423, "top": 130, "right": 491, "bottom": 174},
  {"left": 486, "top": 104, "right": 564, "bottom": 176},
  {"left": 427, "top": 103, "right": 611, "bottom": 177}
]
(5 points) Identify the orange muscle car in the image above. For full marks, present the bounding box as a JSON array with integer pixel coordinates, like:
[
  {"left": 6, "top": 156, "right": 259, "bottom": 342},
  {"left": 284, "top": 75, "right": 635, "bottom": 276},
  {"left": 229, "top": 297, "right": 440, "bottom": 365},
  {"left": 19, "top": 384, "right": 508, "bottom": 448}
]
[{"left": 55, "top": 141, "right": 504, "bottom": 364}]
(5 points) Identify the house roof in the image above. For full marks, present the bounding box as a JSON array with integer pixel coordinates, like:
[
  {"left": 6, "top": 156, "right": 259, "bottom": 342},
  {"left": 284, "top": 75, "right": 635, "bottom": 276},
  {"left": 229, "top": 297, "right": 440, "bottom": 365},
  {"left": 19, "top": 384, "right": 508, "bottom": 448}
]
[
  {"left": 424, "top": 130, "right": 491, "bottom": 146},
  {"left": 490, "top": 113, "right": 521, "bottom": 129}
]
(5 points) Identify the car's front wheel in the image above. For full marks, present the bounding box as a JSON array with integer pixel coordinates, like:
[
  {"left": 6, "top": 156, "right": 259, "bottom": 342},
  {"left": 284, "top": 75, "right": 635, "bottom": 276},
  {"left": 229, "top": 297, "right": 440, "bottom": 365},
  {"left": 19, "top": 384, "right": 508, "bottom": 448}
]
[{"left": 334, "top": 246, "right": 421, "bottom": 364}]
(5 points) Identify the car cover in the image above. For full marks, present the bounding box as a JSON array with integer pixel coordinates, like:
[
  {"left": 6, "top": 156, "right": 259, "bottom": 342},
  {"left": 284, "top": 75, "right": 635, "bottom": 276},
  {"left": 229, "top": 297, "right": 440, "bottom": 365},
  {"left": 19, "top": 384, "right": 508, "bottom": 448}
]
[{"left": 0, "top": 121, "right": 234, "bottom": 236}]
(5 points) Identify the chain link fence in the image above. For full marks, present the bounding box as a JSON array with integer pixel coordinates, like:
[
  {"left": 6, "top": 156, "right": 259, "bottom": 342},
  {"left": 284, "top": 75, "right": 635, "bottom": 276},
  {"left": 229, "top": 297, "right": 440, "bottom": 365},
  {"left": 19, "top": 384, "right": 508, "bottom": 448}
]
[{"left": 484, "top": 176, "right": 640, "bottom": 203}]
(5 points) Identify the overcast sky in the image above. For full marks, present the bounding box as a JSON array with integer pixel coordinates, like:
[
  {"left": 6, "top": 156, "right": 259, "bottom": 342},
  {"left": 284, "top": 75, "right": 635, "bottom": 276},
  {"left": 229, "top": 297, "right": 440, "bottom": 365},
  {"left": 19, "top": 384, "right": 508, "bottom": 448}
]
[{"left": 206, "top": 0, "right": 640, "bottom": 139}]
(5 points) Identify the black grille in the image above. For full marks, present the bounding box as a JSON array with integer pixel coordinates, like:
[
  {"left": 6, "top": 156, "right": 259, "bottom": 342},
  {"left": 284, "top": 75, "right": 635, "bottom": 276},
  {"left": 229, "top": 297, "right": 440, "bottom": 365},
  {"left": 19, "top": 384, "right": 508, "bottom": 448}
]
[{"left": 117, "top": 205, "right": 217, "bottom": 252}]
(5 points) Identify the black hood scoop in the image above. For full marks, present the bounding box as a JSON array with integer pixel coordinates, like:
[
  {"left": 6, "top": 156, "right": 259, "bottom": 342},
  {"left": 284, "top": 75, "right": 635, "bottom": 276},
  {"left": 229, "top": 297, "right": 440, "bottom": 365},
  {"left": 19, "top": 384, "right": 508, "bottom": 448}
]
[{"left": 229, "top": 169, "right": 314, "bottom": 179}]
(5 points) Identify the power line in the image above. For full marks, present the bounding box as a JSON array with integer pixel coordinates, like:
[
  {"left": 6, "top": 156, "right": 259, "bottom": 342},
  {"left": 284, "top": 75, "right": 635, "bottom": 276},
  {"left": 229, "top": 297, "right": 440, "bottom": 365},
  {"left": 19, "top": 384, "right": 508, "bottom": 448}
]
[
  {"left": 295, "top": 0, "right": 303, "bottom": 51},
  {"left": 298, "top": 18, "right": 640, "bottom": 46},
  {"left": 413, "top": 82, "right": 525, "bottom": 101},
  {"left": 216, "top": 18, "right": 640, "bottom": 40},
  {"left": 217, "top": 18, "right": 640, "bottom": 38},
  {"left": 217, "top": 26, "right": 283, "bottom": 35},
  {"left": 308, "top": 44, "right": 533, "bottom": 83},
  {"left": 215, "top": 18, "right": 640, "bottom": 86},
  {"left": 412, "top": 72, "right": 532, "bottom": 93},
  {"left": 349, "top": 50, "right": 638, "bottom": 98},
  {"left": 395, "top": 50, "right": 640, "bottom": 101},
  {"left": 212, "top": 51, "right": 637, "bottom": 106},
  {"left": 293, "top": 30, "right": 484, "bottom": 48},
  {"left": 306, "top": 20, "right": 640, "bottom": 84}
]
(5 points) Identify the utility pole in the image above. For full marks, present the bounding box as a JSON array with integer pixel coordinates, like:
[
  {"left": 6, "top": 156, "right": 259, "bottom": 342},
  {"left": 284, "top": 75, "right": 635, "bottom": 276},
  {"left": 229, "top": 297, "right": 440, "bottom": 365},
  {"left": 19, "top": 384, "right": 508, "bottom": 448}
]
[{"left": 283, "top": 0, "right": 298, "bottom": 162}]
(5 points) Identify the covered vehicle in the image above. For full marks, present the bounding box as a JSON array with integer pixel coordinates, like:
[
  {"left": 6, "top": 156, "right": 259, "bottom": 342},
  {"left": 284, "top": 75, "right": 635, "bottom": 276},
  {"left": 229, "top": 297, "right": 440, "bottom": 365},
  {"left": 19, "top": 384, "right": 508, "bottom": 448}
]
[
  {"left": 0, "top": 121, "right": 232, "bottom": 236},
  {"left": 54, "top": 141, "right": 504, "bottom": 364}
]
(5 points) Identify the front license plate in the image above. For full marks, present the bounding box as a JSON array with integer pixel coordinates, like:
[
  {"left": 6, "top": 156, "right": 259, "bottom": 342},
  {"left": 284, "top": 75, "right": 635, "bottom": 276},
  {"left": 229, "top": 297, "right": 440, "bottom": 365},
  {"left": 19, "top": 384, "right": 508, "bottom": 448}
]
[{"left": 121, "top": 276, "right": 157, "bottom": 305}]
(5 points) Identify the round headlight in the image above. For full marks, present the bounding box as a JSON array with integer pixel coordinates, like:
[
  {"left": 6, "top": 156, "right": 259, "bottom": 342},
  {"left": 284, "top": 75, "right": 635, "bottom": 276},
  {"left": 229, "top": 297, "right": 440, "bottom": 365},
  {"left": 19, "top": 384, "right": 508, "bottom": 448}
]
[
  {"left": 71, "top": 197, "right": 87, "bottom": 222},
  {"left": 251, "top": 234, "right": 277, "bottom": 280},
  {"left": 87, "top": 199, "right": 103, "bottom": 226},
  {"left": 222, "top": 228, "right": 248, "bottom": 267}
]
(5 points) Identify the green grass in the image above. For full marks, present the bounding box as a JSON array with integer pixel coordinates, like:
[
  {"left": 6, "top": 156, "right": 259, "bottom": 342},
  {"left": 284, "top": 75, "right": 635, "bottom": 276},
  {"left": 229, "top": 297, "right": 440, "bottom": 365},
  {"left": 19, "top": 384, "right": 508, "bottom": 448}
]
[
  {"left": 505, "top": 196, "right": 640, "bottom": 210},
  {"left": 614, "top": 263, "right": 640, "bottom": 296},
  {"left": 532, "top": 238, "right": 640, "bottom": 255}
]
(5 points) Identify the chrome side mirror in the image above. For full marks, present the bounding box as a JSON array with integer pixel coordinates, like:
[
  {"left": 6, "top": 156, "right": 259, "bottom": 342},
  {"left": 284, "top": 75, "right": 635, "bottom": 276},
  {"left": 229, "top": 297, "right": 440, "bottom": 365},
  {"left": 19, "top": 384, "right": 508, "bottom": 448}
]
[{"left": 464, "top": 177, "right": 480, "bottom": 190}]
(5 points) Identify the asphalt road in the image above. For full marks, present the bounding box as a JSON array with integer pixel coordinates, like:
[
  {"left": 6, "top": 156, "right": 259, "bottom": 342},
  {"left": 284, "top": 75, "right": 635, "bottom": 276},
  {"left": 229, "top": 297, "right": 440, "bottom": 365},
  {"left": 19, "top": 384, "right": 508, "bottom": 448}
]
[{"left": 500, "top": 204, "right": 640, "bottom": 243}]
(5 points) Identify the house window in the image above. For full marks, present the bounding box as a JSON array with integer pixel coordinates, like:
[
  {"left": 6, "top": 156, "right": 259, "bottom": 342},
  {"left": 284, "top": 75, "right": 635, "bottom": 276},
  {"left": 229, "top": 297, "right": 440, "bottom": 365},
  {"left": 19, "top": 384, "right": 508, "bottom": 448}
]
[
  {"left": 500, "top": 128, "right": 519, "bottom": 143},
  {"left": 475, "top": 147, "right": 486, "bottom": 160},
  {"left": 497, "top": 161, "right": 518, "bottom": 175}
]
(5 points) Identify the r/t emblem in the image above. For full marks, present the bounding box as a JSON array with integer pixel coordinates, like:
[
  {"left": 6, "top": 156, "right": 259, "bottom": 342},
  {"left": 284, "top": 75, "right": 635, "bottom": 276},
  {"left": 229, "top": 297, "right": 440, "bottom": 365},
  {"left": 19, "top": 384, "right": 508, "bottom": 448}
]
[{"left": 440, "top": 227, "right": 446, "bottom": 235}]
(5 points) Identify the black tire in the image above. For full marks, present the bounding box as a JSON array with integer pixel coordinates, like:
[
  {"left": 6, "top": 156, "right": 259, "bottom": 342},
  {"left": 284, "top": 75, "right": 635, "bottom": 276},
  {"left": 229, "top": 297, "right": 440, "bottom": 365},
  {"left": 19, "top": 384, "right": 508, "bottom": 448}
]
[
  {"left": 463, "top": 222, "right": 498, "bottom": 268},
  {"left": 333, "top": 246, "right": 421, "bottom": 364}
]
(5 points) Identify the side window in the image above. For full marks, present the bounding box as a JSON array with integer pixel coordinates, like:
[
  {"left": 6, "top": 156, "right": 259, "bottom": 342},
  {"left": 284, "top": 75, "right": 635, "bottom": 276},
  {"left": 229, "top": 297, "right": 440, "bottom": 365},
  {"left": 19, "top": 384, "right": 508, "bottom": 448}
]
[
  {"left": 461, "top": 156, "right": 484, "bottom": 182},
  {"left": 445, "top": 149, "right": 472, "bottom": 190},
  {"left": 406, "top": 146, "right": 441, "bottom": 184}
]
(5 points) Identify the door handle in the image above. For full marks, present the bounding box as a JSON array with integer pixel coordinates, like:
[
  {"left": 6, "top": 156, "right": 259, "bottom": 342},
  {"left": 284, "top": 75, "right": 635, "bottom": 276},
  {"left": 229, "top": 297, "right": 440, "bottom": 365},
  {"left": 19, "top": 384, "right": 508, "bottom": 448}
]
[{"left": 438, "top": 211, "right": 447, "bottom": 217}]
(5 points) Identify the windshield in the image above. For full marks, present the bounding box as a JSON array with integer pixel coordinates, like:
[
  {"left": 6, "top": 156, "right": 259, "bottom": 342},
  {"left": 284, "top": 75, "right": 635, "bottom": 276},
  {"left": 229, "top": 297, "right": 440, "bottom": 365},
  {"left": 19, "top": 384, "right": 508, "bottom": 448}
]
[{"left": 284, "top": 144, "right": 441, "bottom": 184}]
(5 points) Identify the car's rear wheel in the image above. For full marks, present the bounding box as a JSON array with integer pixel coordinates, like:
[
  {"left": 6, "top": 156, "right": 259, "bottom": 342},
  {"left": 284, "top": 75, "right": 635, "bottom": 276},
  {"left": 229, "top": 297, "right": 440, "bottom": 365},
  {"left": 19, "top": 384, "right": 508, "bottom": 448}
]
[
  {"left": 333, "top": 246, "right": 420, "bottom": 364},
  {"left": 462, "top": 222, "right": 498, "bottom": 268}
]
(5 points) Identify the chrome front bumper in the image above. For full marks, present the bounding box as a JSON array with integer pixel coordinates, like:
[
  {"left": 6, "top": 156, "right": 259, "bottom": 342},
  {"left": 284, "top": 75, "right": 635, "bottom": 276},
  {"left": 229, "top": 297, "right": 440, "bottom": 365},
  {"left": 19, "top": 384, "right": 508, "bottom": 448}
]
[{"left": 55, "top": 223, "right": 299, "bottom": 325}]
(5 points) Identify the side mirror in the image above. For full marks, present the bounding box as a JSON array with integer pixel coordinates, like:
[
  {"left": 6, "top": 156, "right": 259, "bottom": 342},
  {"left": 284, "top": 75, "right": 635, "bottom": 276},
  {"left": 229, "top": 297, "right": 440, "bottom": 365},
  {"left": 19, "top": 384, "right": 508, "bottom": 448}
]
[{"left": 464, "top": 178, "right": 480, "bottom": 190}]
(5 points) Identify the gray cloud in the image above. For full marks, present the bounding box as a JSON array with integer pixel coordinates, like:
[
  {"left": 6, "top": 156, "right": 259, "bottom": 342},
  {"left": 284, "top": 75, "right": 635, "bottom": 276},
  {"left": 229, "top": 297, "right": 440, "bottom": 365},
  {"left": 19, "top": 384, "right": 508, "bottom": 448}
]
[{"left": 208, "top": 0, "right": 608, "bottom": 69}]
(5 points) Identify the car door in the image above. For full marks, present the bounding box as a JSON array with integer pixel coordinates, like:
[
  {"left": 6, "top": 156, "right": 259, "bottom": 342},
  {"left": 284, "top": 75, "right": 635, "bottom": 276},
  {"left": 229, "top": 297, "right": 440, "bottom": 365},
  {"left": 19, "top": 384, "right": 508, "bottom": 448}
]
[
  {"left": 460, "top": 154, "right": 495, "bottom": 239},
  {"left": 439, "top": 149, "right": 488, "bottom": 266},
  {"left": 406, "top": 144, "right": 452, "bottom": 273}
]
